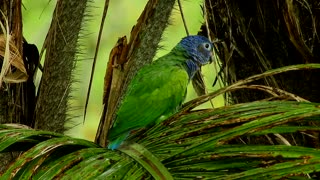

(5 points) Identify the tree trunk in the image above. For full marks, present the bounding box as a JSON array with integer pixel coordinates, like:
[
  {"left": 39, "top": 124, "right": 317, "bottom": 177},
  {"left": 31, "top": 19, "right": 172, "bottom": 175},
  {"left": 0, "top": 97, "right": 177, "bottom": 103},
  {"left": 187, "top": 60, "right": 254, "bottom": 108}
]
[
  {"left": 0, "top": 0, "right": 88, "bottom": 172},
  {"left": 205, "top": 0, "right": 320, "bottom": 103},
  {"left": 205, "top": 0, "right": 320, "bottom": 148},
  {"left": 34, "top": 0, "right": 88, "bottom": 133}
]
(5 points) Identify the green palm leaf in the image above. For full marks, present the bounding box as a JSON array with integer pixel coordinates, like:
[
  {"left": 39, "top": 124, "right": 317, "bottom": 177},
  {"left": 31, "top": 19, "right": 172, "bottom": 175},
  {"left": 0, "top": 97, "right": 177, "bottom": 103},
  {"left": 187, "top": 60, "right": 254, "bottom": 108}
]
[{"left": 2, "top": 99, "right": 320, "bottom": 179}]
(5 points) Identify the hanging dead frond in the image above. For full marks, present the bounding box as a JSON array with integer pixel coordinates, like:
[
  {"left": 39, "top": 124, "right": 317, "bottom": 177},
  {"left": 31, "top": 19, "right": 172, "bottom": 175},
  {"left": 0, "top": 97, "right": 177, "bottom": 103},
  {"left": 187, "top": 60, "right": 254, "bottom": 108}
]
[
  {"left": 204, "top": 0, "right": 320, "bottom": 104},
  {"left": 283, "top": 0, "right": 315, "bottom": 62},
  {"left": 0, "top": 20, "right": 27, "bottom": 86}
]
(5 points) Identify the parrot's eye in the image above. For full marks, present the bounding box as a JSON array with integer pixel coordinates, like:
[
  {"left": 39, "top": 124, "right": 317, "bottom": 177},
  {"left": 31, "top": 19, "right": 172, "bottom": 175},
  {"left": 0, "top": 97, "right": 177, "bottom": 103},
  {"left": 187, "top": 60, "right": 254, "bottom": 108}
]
[{"left": 203, "top": 43, "right": 211, "bottom": 50}]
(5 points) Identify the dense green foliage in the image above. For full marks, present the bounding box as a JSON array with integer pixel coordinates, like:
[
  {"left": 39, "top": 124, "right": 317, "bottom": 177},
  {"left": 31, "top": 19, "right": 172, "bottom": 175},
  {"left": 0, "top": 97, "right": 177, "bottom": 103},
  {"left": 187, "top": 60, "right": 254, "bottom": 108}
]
[{"left": 2, "top": 98, "right": 320, "bottom": 179}]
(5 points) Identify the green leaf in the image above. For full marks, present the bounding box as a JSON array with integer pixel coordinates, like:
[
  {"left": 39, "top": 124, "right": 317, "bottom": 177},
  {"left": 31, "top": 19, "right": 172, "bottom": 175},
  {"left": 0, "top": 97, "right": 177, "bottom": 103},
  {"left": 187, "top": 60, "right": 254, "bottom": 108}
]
[
  {"left": 120, "top": 143, "right": 173, "bottom": 180},
  {"left": 2, "top": 101, "right": 320, "bottom": 179}
]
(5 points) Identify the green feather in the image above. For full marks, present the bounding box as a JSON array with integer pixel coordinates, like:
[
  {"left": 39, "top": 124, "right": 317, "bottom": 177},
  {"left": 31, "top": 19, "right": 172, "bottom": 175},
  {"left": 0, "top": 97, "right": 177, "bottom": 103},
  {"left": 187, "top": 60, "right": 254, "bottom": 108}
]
[
  {"left": 107, "top": 35, "right": 213, "bottom": 150},
  {"left": 108, "top": 53, "right": 189, "bottom": 149}
]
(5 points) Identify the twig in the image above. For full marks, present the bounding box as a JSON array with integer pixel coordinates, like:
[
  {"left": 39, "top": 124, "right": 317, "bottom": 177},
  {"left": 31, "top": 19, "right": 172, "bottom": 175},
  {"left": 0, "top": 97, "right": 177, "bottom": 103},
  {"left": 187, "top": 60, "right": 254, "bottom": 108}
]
[
  {"left": 83, "top": 0, "right": 110, "bottom": 123},
  {"left": 177, "top": 0, "right": 189, "bottom": 36}
]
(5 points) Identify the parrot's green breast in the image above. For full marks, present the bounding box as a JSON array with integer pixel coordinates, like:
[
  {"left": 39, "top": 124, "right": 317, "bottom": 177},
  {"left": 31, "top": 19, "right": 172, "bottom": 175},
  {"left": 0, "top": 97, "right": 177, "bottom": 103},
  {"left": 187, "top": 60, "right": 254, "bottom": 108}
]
[
  {"left": 108, "top": 55, "right": 189, "bottom": 145},
  {"left": 107, "top": 35, "right": 214, "bottom": 150}
]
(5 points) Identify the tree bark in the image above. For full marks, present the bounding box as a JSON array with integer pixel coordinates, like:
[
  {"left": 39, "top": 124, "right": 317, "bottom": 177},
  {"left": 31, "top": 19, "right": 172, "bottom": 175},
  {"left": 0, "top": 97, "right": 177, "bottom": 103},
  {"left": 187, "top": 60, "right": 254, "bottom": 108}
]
[
  {"left": 34, "top": 0, "right": 88, "bottom": 133},
  {"left": 205, "top": 0, "right": 320, "bottom": 148},
  {"left": 205, "top": 0, "right": 320, "bottom": 103},
  {"left": 0, "top": 0, "right": 89, "bottom": 171}
]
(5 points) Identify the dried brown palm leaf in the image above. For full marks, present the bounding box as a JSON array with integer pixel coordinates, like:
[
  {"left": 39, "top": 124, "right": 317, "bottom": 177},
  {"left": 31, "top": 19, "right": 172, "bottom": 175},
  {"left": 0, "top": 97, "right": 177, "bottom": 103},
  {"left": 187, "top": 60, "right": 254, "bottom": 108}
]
[
  {"left": 283, "top": 0, "right": 315, "bottom": 62},
  {"left": 0, "top": 21, "right": 27, "bottom": 86}
]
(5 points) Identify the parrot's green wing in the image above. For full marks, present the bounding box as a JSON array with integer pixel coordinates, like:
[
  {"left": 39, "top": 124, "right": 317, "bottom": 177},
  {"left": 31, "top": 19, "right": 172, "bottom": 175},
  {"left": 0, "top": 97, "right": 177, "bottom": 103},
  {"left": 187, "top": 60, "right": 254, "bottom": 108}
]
[
  {"left": 107, "top": 35, "right": 214, "bottom": 149},
  {"left": 108, "top": 57, "right": 189, "bottom": 147}
]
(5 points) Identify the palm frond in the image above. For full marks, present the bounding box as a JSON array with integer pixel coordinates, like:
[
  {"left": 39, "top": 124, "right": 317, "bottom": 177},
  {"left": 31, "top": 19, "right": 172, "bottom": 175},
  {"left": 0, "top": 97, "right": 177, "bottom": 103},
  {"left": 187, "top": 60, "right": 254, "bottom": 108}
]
[{"left": 2, "top": 99, "right": 320, "bottom": 179}]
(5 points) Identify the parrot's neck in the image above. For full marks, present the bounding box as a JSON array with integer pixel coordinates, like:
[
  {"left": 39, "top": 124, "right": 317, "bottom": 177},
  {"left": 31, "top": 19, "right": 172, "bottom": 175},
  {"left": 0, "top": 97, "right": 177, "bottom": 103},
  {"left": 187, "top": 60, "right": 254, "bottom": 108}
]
[{"left": 185, "top": 59, "right": 200, "bottom": 79}]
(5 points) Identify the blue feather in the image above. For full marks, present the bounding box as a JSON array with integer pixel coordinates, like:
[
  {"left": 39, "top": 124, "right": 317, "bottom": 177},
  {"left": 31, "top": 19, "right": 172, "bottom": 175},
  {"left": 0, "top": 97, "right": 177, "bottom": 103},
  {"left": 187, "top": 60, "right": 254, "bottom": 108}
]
[{"left": 107, "top": 132, "right": 129, "bottom": 150}]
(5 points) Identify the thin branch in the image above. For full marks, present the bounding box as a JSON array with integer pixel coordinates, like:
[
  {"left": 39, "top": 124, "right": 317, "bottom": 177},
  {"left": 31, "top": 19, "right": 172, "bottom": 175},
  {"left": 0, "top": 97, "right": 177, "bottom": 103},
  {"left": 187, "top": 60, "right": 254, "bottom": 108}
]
[
  {"left": 178, "top": 0, "right": 189, "bottom": 36},
  {"left": 83, "top": 0, "right": 110, "bottom": 122}
]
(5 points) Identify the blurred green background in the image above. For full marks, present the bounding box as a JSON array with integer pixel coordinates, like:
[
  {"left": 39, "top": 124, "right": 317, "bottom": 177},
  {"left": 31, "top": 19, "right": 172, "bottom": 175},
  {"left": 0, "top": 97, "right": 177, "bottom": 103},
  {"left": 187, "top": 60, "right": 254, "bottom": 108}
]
[{"left": 22, "top": 0, "right": 223, "bottom": 141}]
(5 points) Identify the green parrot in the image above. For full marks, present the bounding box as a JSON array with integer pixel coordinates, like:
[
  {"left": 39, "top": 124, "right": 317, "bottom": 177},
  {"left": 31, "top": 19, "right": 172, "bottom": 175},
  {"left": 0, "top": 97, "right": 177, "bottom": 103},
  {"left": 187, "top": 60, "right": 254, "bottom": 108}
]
[{"left": 107, "top": 35, "right": 213, "bottom": 150}]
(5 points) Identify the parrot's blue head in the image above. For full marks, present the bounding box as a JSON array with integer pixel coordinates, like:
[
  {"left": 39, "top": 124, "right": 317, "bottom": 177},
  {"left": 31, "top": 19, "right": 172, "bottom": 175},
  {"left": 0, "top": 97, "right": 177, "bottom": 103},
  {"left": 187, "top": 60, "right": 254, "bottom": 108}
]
[
  {"left": 179, "top": 35, "right": 213, "bottom": 65},
  {"left": 175, "top": 35, "right": 213, "bottom": 78}
]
